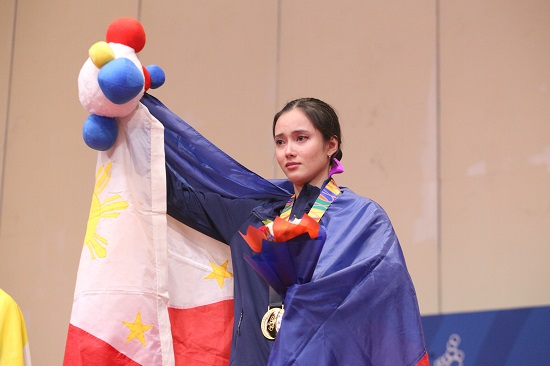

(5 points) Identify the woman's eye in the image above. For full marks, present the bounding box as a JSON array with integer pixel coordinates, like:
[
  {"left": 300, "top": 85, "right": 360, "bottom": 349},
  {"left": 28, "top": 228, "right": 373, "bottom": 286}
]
[
  {"left": 297, "top": 135, "right": 308, "bottom": 142},
  {"left": 275, "top": 139, "right": 285, "bottom": 146}
]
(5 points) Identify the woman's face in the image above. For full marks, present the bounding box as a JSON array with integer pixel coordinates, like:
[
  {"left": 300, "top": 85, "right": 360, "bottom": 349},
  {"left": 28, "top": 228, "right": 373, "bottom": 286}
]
[{"left": 274, "top": 109, "right": 337, "bottom": 192}]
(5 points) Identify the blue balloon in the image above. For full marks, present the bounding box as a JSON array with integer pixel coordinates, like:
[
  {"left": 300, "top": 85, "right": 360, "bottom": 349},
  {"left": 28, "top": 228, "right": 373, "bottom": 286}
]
[
  {"left": 82, "top": 115, "right": 118, "bottom": 151},
  {"left": 98, "top": 57, "right": 144, "bottom": 104},
  {"left": 146, "top": 64, "right": 166, "bottom": 89}
]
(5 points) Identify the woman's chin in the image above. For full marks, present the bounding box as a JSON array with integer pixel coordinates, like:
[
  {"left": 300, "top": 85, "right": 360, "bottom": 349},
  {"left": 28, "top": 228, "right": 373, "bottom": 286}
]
[{"left": 284, "top": 173, "right": 305, "bottom": 186}]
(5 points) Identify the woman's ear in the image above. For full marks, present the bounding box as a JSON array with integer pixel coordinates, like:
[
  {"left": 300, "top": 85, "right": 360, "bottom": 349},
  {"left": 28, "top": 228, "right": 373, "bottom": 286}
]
[{"left": 327, "top": 136, "right": 339, "bottom": 157}]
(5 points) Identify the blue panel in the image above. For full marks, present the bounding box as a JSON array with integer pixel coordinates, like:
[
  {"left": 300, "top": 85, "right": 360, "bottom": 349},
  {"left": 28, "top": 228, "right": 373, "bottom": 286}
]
[{"left": 422, "top": 306, "right": 550, "bottom": 365}]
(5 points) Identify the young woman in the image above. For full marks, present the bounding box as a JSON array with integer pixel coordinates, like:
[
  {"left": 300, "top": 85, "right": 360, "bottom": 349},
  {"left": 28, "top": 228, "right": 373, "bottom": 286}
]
[{"left": 143, "top": 95, "right": 428, "bottom": 365}]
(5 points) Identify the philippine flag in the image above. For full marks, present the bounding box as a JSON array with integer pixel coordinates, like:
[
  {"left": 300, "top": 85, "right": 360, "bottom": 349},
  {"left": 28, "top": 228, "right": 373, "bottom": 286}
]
[{"left": 63, "top": 102, "right": 233, "bottom": 365}]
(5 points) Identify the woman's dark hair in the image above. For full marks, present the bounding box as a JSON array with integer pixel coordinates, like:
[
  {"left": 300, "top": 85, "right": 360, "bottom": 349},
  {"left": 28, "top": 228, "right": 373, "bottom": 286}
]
[{"left": 272, "top": 97, "right": 343, "bottom": 161}]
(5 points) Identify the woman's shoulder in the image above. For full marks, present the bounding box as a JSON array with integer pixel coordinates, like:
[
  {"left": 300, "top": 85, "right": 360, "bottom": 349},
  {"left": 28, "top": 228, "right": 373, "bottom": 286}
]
[
  {"left": 335, "top": 187, "right": 390, "bottom": 218},
  {"left": 338, "top": 186, "right": 378, "bottom": 206}
]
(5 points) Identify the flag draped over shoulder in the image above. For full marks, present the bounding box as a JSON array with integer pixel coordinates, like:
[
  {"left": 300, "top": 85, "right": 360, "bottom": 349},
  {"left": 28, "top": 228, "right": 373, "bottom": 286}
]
[
  {"left": 141, "top": 94, "right": 429, "bottom": 366},
  {"left": 0, "top": 289, "right": 32, "bottom": 366},
  {"left": 64, "top": 101, "right": 235, "bottom": 365}
]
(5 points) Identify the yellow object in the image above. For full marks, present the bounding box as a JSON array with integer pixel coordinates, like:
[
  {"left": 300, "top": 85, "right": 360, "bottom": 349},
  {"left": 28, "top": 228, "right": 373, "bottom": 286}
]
[
  {"left": 205, "top": 260, "right": 234, "bottom": 288},
  {"left": 84, "top": 161, "right": 129, "bottom": 259},
  {"left": 88, "top": 41, "right": 115, "bottom": 68},
  {"left": 122, "top": 311, "right": 154, "bottom": 347},
  {"left": 0, "top": 289, "right": 32, "bottom": 366}
]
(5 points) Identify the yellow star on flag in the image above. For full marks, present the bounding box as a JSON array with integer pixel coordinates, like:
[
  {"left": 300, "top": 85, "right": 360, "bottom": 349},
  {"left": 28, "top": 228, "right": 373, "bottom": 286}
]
[
  {"left": 122, "top": 311, "right": 154, "bottom": 347},
  {"left": 205, "top": 259, "right": 234, "bottom": 288}
]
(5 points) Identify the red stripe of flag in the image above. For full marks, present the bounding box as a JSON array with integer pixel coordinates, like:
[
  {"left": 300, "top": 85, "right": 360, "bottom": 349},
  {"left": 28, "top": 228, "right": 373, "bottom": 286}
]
[
  {"left": 63, "top": 324, "right": 141, "bottom": 366},
  {"left": 168, "top": 299, "right": 234, "bottom": 366}
]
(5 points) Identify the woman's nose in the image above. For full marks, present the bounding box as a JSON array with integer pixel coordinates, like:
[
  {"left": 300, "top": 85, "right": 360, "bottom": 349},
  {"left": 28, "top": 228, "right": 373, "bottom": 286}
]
[{"left": 285, "top": 143, "right": 296, "bottom": 157}]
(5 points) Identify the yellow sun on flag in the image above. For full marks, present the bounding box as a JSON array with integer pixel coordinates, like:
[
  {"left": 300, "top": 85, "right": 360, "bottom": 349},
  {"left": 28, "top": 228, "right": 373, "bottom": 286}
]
[
  {"left": 122, "top": 311, "right": 154, "bottom": 347},
  {"left": 84, "top": 161, "right": 129, "bottom": 259},
  {"left": 205, "top": 260, "right": 234, "bottom": 288}
]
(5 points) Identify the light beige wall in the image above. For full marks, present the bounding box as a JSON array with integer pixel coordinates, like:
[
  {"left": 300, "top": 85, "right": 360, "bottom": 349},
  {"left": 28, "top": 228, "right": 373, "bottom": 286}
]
[
  {"left": 140, "top": 1, "right": 280, "bottom": 178},
  {"left": 0, "top": 1, "right": 548, "bottom": 364},
  {"left": 439, "top": 0, "right": 550, "bottom": 313}
]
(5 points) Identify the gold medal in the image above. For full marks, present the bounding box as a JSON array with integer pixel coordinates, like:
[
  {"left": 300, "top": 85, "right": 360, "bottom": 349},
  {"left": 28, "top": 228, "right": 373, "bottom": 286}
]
[{"left": 261, "top": 307, "right": 284, "bottom": 340}]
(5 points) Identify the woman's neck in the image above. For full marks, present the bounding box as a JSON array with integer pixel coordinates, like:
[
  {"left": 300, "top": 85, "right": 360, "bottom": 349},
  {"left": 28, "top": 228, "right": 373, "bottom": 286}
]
[
  {"left": 291, "top": 163, "right": 333, "bottom": 197},
  {"left": 293, "top": 176, "right": 329, "bottom": 198}
]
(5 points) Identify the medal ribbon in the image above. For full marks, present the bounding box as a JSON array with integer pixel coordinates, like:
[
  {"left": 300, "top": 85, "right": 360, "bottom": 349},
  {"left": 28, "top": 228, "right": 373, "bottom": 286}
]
[{"left": 279, "top": 178, "right": 341, "bottom": 222}]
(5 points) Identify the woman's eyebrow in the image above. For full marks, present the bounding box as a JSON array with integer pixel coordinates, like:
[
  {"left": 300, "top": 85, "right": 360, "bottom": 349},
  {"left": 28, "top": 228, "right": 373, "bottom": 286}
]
[{"left": 274, "top": 129, "right": 310, "bottom": 139}]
